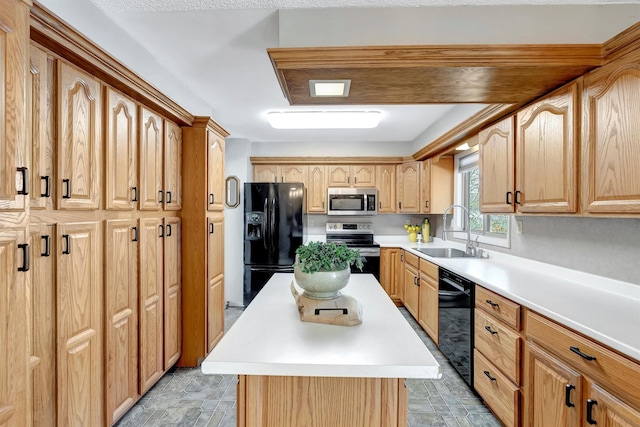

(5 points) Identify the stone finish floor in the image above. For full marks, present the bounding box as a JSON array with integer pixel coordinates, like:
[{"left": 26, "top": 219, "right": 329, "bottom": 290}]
[{"left": 116, "top": 307, "right": 501, "bottom": 427}]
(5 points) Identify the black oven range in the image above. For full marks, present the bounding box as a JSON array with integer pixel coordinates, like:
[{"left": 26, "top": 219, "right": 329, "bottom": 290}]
[{"left": 325, "top": 222, "right": 380, "bottom": 281}]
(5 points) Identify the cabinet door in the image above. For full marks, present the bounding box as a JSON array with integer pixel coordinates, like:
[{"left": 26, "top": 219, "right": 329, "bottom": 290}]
[
  {"left": 585, "top": 381, "right": 640, "bottom": 427},
  {"left": 29, "top": 45, "right": 54, "bottom": 210},
  {"left": 57, "top": 62, "right": 101, "bottom": 210},
  {"left": 0, "top": 228, "right": 28, "bottom": 427},
  {"left": 403, "top": 262, "right": 419, "bottom": 320},
  {"left": 352, "top": 165, "right": 375, "bottom": 187},
  {"left": 0, "top": 0, "right": 28, "bottom": 212},
  {"left": 282, "top": 165, "right": 307, "bottom": 184},
  {"left": 307, "top": 165, "right": 327, "bottom": 213},
  {"left": 375, "top": 165, "right": 395, "bottom": 213},
  {"left": 138, "top": 218, "right": 164, "bottom": 394},
  {"left": 479, "top": 116, "right": 515, "bottom": 213},
  {"left": 207, "top": 217, "right": 225, "bottom": 352},
  {"left": 396, "top": 162, "right": 421, "bottom": 213},
  {"left": 418, "top": 273, "right": 438, "bottom": 344},
  {"left": 207, "top": 130, "right": 225, "bottom": 212},
  {"left": 105, "top": 220, "right": 138, "bottom": 424},
  {"left": 523, "top": 342, "right": 581, "bottom": 427},
  {"left": 327, "top": 165, "right": 350, "bottom": 187},
  {"left": 164, "top": 121, "right": 182, "bottom": 210},
  {"left": 582, "top": 54, "right": 640, "bottom": 214},
  {"left": 516, "top": 83, "right": 578, "bottom": 213},
  {"left": 253, "top": 165, "right": 279, "bottom": 182},
  {"left": 139, "top": 108, "right": 163, "bottom": 211},
  {"left": 56, "top": 222, "right": 102, "bottom": 427},
  {"left": 380, "top": 247, "right": 401, "bottom": 303},
  {"left": 164, "top": 218, "right": 181, "bottom": 369},
  {"left": 105, "top": 88, "right": 138, "bottom": 210},
  {"left": 420, "top": 159, "right": 432, "bottom": 213},
  {"left": 28, "top": 224, "right": 55, "bottom": 427}
]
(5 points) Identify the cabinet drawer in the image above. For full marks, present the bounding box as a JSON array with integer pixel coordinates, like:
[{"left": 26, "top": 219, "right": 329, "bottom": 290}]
[
  {"left": 474, "top": 349, "right": 520, "bottom": 427},
  {"left": 419, "top": 259, "right": 438, "bottom": 280},
  {"left": 475, "top": 309, "right": 521, "bottom": 385},
  {"left": 404, "top": 250, "right": 419, "bottom": 269},
  {"left": 476, "top": 286, "right": 521, "bottom": 330},
  {"left": 527, "top": 311, "right": 640, "bottom": 410}
]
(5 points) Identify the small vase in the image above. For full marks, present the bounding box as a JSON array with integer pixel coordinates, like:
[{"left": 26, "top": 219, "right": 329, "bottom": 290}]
[{"left": 408, "top": 232, "right": 417, "bottom": 242}]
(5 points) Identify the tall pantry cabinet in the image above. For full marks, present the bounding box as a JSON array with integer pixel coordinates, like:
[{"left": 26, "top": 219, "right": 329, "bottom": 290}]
[{"left": 180, "top": 117, "right": 229, "bottom": 367}]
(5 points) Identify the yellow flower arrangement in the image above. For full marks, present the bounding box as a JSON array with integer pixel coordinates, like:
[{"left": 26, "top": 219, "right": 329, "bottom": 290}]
[{"left": 404, "top": 224, "right": 421, "bottom": 242}]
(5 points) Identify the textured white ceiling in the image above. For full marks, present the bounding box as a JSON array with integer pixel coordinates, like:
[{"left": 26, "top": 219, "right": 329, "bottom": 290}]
[{"left": 90, "top": 0, "right": 626, "bottom": 13}]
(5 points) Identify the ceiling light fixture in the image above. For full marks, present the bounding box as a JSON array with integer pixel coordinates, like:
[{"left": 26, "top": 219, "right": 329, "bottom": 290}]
[
  {"left": 309, "top": 80, "right": 351, "bottom": 97},
  {"left": 266, "top": 111, "right": 382, "bottom": 129}
]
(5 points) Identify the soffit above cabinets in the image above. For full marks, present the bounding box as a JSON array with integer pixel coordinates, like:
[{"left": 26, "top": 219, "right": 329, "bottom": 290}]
[{"left": 267, "top": 44, "right": 603, "bottom": 105}]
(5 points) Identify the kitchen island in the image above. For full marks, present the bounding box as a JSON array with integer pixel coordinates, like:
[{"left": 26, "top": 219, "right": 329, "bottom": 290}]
[{"left": 201, "top": 273, "right": 440, "bottom": 427}]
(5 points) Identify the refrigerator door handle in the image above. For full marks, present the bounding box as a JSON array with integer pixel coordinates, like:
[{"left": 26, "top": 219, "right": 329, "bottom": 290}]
[
  {"left": 263, "top": 198, "right": 269, "bottom": 250},
  {"left": 271, "top": 197, "right": 277, "bottom": 251}
]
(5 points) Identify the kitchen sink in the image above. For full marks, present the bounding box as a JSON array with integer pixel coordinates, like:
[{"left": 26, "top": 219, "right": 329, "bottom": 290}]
[{"left": 417, "top": 247, "right": 471, "bottom": 258}]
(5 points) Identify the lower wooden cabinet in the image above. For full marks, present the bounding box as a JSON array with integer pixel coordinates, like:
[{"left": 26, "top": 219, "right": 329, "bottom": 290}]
[
  {"left": 380, "top": 247, "right": 402, "bottom": 304},
  {"left": 585, "top": 381, "right": 640, "bottom": 427},
  {"left": 56, "top": 221, "right": 103, "bottom": 427},
  {"left": 28, "top": 224, "right": 56, "bottom": 427},
  {"left": 402, "top": 251, "right": 420, "bottom": 319},
  {"left": 417, "top": 259, "right": 438, "bottom": 344},
  {"left": 207, "top": 216, "right": 225, "bottom": 353},
  {"left": 105, "top": 220, "right": 139, "bottom": 425},
  {"left": 164, "top": 217, "right": 182, "bottom": 370},
  {"left": 474, "top": 350, "right": 520, "bottom": 427}
]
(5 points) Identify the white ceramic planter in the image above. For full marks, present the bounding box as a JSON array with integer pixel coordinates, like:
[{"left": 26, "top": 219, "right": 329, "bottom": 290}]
[{"left": 293, "top": 266, "right": 351, "bottom": 300}]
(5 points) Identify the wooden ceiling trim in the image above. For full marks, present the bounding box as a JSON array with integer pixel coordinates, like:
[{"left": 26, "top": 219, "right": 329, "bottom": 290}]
[
  {"left": 602, "top": 21, "right": 640, "bottom": 64},
  {"left": 30, "top": 3, "right": 194, "bottom": 126},
  {"left": 191, "top": 116, "right": 230, "bottom": 137}
]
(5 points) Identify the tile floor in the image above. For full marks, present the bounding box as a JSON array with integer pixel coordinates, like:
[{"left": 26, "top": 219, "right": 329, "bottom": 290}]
[{"left": 115, "top": 307, "right": 501, "bottom": 427}]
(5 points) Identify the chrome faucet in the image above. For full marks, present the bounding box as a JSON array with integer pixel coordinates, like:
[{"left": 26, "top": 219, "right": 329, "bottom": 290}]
[{"left": 442, "top": 204, "right": 474, "bottom": 256}]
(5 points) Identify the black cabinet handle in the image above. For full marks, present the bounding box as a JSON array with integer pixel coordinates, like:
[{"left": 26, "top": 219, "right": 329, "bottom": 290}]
[
  {"left": 209, "top": 223, "right": 214, "bottom": 234},
  {"left": 570, "top": 346, "right": 597, "bottom": 361},
  {"left": 18, "top": 243, "right": 30, "bottom": 272},
  {"left": 158, "top": 190, "right": 164, "bottom": 203},
  {"left": 506, "top": 191, "right": 512, "bottom": 205},
  {"left": 166, "top": 224, "right": 172, "bottom": 237},
  {"left": 484, "top": 371, "right": 497, "bottom": 382},
  {"left": 132, "top": 226, "right": 139, "bottom": 242},
  {"left": 565, "top": 384, "right": 575, "bottom": 408},
  {"left": 398, "top": 202, "right": 402, "bottom": 209},
  {"left": 41, "top": 176, "right": 51, "bottom": 197},
  {"left": 159, "top": 225, "right": 164, "bottom": 238},
  {"left": 62, "top": 235, "right": 71, "bottom": 254},
  {"left": 17, "top": 167, "right": 29, "bottom": 195},
  {"left": 166, "top": 191, "right": 172, "bottom": 203},
  {"left": 209, "top": 194, "right": 214, "bottom": 205},
  {"left": 41, "top": 235, "right": 51, "bottom": 257},
  {"left": 586, "top": 399, "right": 597, "bottom": 425},
  {"left": 515, "top": 190, "right": 522, "bottom": 205},
  {"left": 132, "top": 186, "right": 138, "bottom": 202},
  {"left": 62, "top": 179, "right": 71, "bottom": 198},
  {"left": 484, "top": 325, "right": 498, "bottom": 335},
  {"left": 379, "top": 202, "right": 381, "bottom": 209},
  {"left": 425, "top": 200, "right": 429, "bottom": 209},
  {"left": 485, "top": 299, "right": 499, "bottom": 308}
]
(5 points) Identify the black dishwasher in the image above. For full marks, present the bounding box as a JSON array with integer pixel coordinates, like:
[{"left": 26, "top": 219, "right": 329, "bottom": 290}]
[{"left": 438, "top": 268, "right": 475, "bottom": 388}]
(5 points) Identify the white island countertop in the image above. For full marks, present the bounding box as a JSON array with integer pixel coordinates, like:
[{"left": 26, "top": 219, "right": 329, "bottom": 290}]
[{"left": 201, "top": 273, "right": 441, "bottom": 379}]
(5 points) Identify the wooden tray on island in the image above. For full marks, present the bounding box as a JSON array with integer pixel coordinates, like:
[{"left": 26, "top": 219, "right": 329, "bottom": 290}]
[{"left": 290, "top": 281, "right": 363, "bottom": 326}]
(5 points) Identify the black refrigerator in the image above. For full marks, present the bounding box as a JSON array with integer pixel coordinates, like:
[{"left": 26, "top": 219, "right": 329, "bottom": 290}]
[{"left": 243, "top": 182, "right": 304, "bottom": 306}]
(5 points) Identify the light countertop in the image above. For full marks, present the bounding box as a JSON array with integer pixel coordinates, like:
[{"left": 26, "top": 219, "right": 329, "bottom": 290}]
[
  {"left": 201, "top": 273, "right": 441, "bottom": 379},
  {"left": 376, "top": 236, "right": 640, "bottom": 362}
]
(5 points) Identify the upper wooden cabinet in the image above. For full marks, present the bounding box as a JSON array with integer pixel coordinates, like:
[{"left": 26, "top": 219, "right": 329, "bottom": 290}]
[
  {"left": 57, "top": 62, "right": 102, "bottom": 210},
  {"left": 306, "top": 165, "right": 327, "bottom": 213},
  {"left": 282, "top": 165, "right": 307, "bottom": 184},
  {"left": 207, "top": 130, "right": 225, "bottom": 212},
  {"left": 0, "top": 228, "right": 28, "bottom": 427},
  {"left": 582, "top": 51, "right": 640, "bottom": 215},
  {"left": 139, "top": 107, "right": 164, "bottom": 211},
  {"left": 516, "top": 82, "right": 578, "bottom": 214},
  {"left": 253, "top": 164, "right": 279, "bottom": 182},
  {"left": 0, "top": 0, "right": 29, "bottom": 213},
  {"left": 375, "top": 165, "right": 395, "bottom": 213},
  {"left": 29, "top": 44, "right": 54, "bottom": 211},
  {"left": 56, "top": 221, "right": 103, "bottom": 427},
  {"left": 253, "top": 164, "right": 307, "bottom": 184},
  {"left": 397, "top": 162, "right": 422, "bottom": 213},
  {"left": 105, "top": 88, "right": 138, "bottom": 210},
  {"left": 479, "top": 116, "right": 515, "bottom": 213},
  {"left": 327, "top": 165, "right": 375, "bottom": 187},
  {"left": 164, "top": 121, "right": 182, "bottom": 210},
  {"left": 420, "top": 157, "right": 453, "bottom": 214}
]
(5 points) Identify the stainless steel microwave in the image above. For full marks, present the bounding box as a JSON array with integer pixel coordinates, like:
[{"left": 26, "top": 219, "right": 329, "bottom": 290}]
[{"left": 327, "top": 188, "right": 377, "bottom": 216}]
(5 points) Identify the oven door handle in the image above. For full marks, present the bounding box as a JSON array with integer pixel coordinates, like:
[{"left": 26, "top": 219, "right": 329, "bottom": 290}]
[
  {"left": 354, "top": 248, "right": 380, "bottom": 257},
  {"left": 439, "top": 277, "right": 470, "bottom": 296}
]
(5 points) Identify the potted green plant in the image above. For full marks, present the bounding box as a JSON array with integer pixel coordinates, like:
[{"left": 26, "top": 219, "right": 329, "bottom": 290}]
[{"left": 293, "top": 241, "right": 363, "bottom": 299}]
